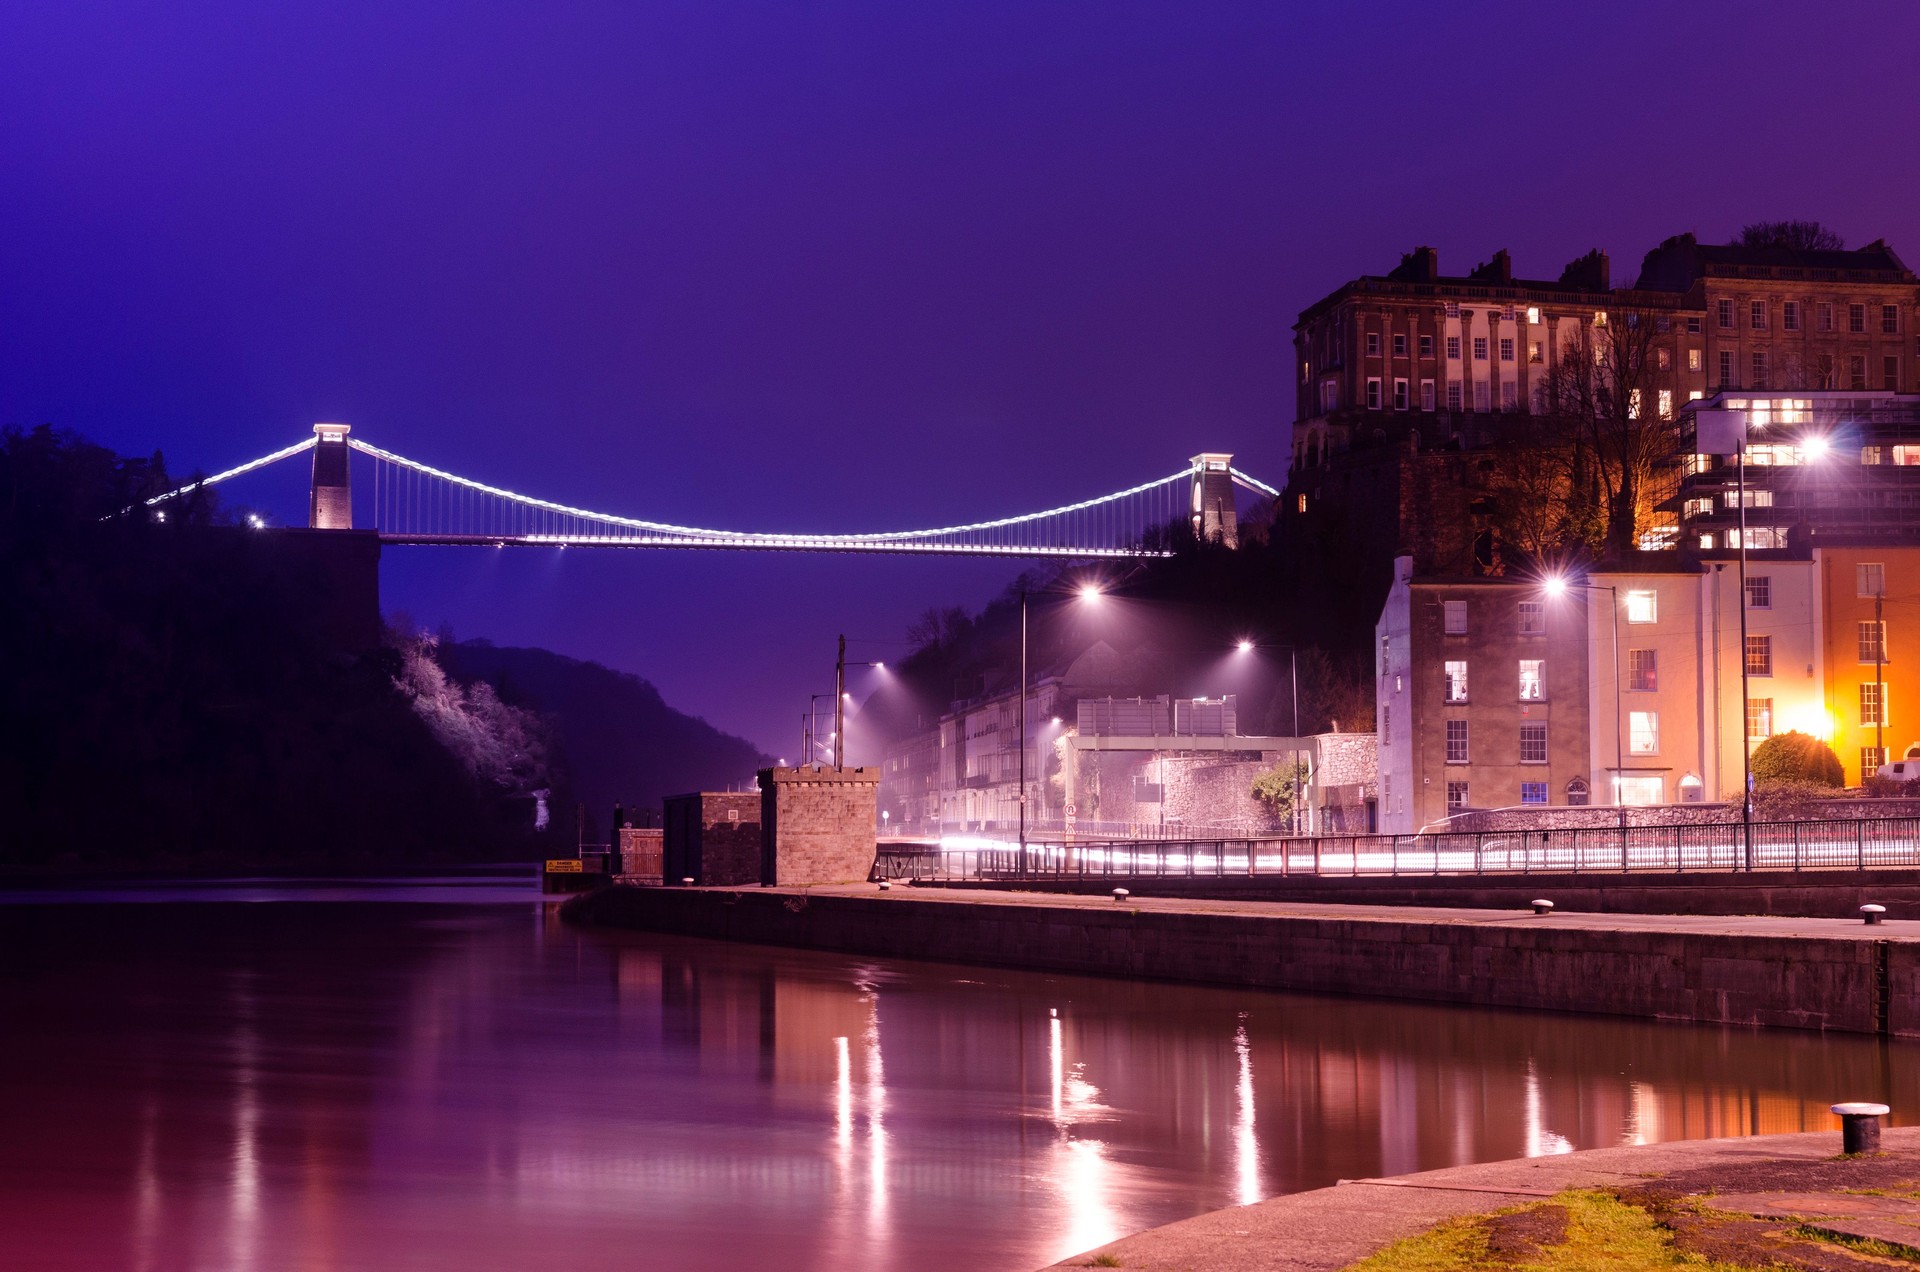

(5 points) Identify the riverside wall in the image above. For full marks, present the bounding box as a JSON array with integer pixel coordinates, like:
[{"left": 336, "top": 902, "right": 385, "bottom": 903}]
[{"left": 564, "top": 886, "right": 1920, "bottom": 1038}]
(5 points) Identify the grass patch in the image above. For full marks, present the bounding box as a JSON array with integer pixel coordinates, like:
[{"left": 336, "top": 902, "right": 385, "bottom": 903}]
[
  {"left": 1086, "top": 1255, "right": 1123, "bottom": 1268},
  {"left": 1343, "top": 1189, "right": 1754, "bottom": 1271}
]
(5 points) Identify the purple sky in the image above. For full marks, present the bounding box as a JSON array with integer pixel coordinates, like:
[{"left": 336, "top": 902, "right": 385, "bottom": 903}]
[{"left": 5, "top": 0, "right": 1917, "bottom": 756}]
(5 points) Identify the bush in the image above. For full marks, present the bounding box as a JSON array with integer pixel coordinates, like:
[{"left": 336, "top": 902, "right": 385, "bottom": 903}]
[{"left": 1749, "top": 731, "right": 1844, "bottom": 788}]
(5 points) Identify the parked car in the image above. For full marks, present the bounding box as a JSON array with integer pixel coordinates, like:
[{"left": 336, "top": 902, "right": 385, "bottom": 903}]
[{"left": 1874, "top": 745, "right": 1920, "bottom": 781}]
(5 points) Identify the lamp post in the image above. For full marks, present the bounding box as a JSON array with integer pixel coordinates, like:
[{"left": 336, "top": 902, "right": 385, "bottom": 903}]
[
  {"left": 1019, "top": 583, "right": 1103, "bottom": 869},
  {"left": 1544, "top": 576, "right": 1624, "bottom": 826},
  {"left": 1238, "top": 639, "right": 1304, "bottom": 833},
  {"left": 831, "top": 636, "right": 884, "bottom": 769}
]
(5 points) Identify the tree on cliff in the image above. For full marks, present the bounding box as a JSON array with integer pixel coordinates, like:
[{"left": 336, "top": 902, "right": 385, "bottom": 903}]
[
  {"left": 1250, "top": 759, "right": 1310, "bottom": 830},
  {"left": 1736, "top": 220, "right": 1845, "bottom": 252}
]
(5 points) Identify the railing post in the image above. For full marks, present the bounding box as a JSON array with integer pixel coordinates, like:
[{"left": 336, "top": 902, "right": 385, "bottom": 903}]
[
  {"left": 1793, "top": 821, "right": 1801, "bottom": 873},
  {"left": 1858, "top": 820, "right": 1866, "bottom": 871},
  {"left": 1313, "top": 834, "right": 1321, "bottom": 877}
]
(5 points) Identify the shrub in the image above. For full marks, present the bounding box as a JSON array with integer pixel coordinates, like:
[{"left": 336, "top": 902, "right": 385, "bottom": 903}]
[{"left": 1748, "top": 731, "right": 1844, "bottom": 788}]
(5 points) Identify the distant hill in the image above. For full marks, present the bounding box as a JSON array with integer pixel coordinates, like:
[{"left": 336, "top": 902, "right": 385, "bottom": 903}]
[{"left": 445, "top": 641, "right": 769, "bottom": 829}]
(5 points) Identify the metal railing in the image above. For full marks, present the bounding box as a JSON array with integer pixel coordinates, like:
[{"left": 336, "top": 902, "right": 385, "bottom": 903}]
[{"left": 878, "top": 817, "right": 1920, "bottom": 882}]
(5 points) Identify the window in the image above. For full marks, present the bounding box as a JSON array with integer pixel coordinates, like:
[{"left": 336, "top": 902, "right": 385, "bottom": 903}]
[
  {"left": 1687, "top": 315, "right": 1703, "bottom": 334},
  {"left": 1393, "top": 377, "right": 1409, "bottom": 410},
  {"left": 1443, "top": 659, "right": 1468, "bottom": 702},
  {"left": 1501, "top": 382, "right": 1518, "bottom": 411},
  {"left": 1518, "top": 601, "right": 1545, "bottom": 634},
  {"left": 1443, "top": 600, "right": 1468, "bottom": 634},
  {"left": 1627, "top": 648, "right": 1657, "bottom": 692},
  {"left": 1618, "top": 774, "right": 1664, "bottom": 805},
  {"left": 1747, "top": 698, "right": 1773, "bottom": 740},
  {"left": 1656, "top": 347, "right": 1671, "bottom": 370},
  {"left": 1859, "top": 620, "right": 1888, "bottom": 663},
  {"left": 1679, "top": 774, "right": 1705, "bottom": 802},
  {"left": 1784, "top": 301, "right": 1800, "bottom": 331},
  {"left": 1850, "top": 354, "right": 1868, "bottom": 391},
  {"left": 1444, "top": 301, "right": 1460, "bottom": 318},
  {"left": 1419, "top": 333, "right": 1433, "bottom": 357},
  {"left": 1864, "top": 445, "right": 1885, "bottom": 465},
  {"left": 1528, "top": 340, "right": 1543, "bottom": 363},
  {"left": 1499, "top": 337, "right": 1515, "bottom": 362},
  {"left": 1520, "top": 722, "right": 1548, "bottom": 764},
  {"left": 1445, "top": 780, "right": 1468, "bottom": 811},
  {"left": 1863, "top": 746, "right": 1888, "bottom": 779},
  {"left": 1745, "top": 575, "right": 1771, "bottom": 609},
  {"left": 1446, "top": 334, "right": 1461, "bottom": 360},
  {"left": 1382, "top": 705, "right": 1390, "bottom": 744},
  {"left": 1392, "top": 332, "right": 1407, "bottom": 357},
  {"left": 1628, "top": 389, "right": 1643, "bottom": 420},
  {"left": 1321, "top": 380, "right": 1339, "bottom": 412},
  {"left": 1366, "top": 377, "right": 1382, "bottom": 409},
  {"left": 1750, "top": 350, "right": 1768, "bottom": 388},
  {"left": 1366, "top": 332, "right": 1381, "bottom": 357},
  {"left": 1566, "top": 777, "right": 1590, "bottom": 805},
  {"left": 1886, "top": 356, "right": 1900, "bottom": 392},
  {"left": 1750, "top": 300, "right": 1767, "bottom": 329},
  {"left": 1688, "top": 348, "right": 1702, "bottom": 371},
  {"left": 1850, "top": 303, "right": 1866, "bottom": 333},
  {"left": 1861, "top": 682, "right": 1887, "bottom": 727},
  {"left": 1656, "top": 315, "right": 1670, "bottom": 333},
  {"left": 1519, "top": 659, "right": 1544, "bottom": 700},
  {"left": 1719, "top": 349, "right": 1736, "bottom": 386},
  {"left": 1658, "top": 389, "right": 1674, "bottom": 419},
  {"left": 1472, "top": 336, "right": 1488, "bottom": 361},
  {"left": 1473, "top": 381, "right": 1490, "bottom": 412},
  {"left": 1420, "top": 379, "right": 1435, "bottom": 411},
  {"left": 1628, "top": 711, "right": 1659, "bottom": 755},
  {"left": 1445, "top": 719, "right": 1469, "bottom": 764},
  {"left": 1745, "top": 634, "right": 1773, "bottom": 676},
  {"left": 1717, "top": 299, "right": 1734, "bottom": 328},
  {"left": 1817, "top": 301, "right": 1832, "bottom": 332},
  {"left": 1520, "top": 781, "right": 1548, "bottom": 805},
  {"left": 1859, "top": 562, "right": 1886, "bottom": 597},
  {"left": 1884, "top": 304, "right": 1900, "bottom": 334},
  {"left": 1625, "top": 590, "right": 1657, "bottom": 623},
  {"left": 1446, "top": 381, "right": 1462, "bottom": 411},
  {"left": 1526, "top": 306, "right": 1541, "bottom": 324}
]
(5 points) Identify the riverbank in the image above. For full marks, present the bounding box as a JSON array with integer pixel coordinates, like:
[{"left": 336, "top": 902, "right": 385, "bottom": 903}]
[
  {"left": 1045, "top": 1127, "right": 1920, "bottom": 1271},
  {"left": 562, "top": 883, "right": 1920, "bottom": 1036}
]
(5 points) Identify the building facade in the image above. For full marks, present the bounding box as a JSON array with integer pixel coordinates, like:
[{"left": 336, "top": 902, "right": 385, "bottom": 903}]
[{"left": 1816, "top": 545, "right": 1920, "bottom": 784}]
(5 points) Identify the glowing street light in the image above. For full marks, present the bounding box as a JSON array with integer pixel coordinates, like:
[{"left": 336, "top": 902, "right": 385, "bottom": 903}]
[
  {"left": 1021, "top": 580, "right": 1104, "bottom": 863},
  {"left": 1236, "top": 638, "right": 1255, "bottom": 654}
]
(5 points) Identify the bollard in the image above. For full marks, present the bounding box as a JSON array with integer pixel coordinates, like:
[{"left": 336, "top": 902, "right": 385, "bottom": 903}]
[
  {"left": 1531, "top": 899, "right": 1555, "bottom": 916},
  {"left": 680, "top": 877, "right": 695, "bottom": 887},
  {"left": 1112, "top": 888, "right": 1131, "bottom": 903},
  {"left": 1831, "top": 1102, "right": 1890, "bottom": 1154},
  {"left": 1862, "top": 904, "right": 1887, "bottom": 926},
  {"left": 878, "top": 880, "right": 891, "bottom": 891}
]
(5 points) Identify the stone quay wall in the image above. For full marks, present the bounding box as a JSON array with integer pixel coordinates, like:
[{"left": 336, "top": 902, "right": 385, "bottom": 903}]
[{"left": 565, "top": 887, "right": 1920, "bottom": 1038}]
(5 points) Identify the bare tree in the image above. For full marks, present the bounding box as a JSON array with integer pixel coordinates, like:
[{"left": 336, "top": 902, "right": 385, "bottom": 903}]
[
  {"left": 1736, "top": 220, "right": 1845, "bottom": 252},
  {"left": 1540, "top": 307, "right": 1684, "bottom": 558}
]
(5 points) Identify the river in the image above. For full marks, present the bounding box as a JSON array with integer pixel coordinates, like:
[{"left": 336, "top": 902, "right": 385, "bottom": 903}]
[{"left": 0, "top": 874, "right": 1906, "bottom": 1271}]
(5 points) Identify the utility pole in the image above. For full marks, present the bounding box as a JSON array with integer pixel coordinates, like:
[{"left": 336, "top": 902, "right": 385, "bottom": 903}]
[
  {"left": 834, "top": 634, "right": 846, "bottom": 769},
  {"left": 1877, "top": 589, "right": 1885, "bottom": 769},
  {"left": 1018, "top": 590, "right": 1029, "bottom": 872}
]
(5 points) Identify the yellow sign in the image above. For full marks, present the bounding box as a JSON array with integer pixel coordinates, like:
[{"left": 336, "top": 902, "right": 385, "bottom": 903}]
[{"left": 545, "top": 859, "right": 584, "bottom": 873}]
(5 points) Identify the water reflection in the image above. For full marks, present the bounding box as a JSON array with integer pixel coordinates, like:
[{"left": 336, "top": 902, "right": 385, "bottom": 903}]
[{"left": 0, "top": 889, "right": 1907, "bottom": 1272}]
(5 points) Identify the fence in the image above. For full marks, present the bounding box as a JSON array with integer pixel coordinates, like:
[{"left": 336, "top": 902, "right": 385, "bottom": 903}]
[{"left": 878, "top": 816, "right": 1920, "bottom": 882}]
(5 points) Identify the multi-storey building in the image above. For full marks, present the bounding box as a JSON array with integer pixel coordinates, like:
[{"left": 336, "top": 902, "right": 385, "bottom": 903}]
[
  {"left": 1815, "top": 545, "right": 1920, "bottom": 784},
  {"left": 1375, "top": 556, "right": 1592, "bottom": 832},
  {"left": 1634, "top": 234, "right": 1917, "bottom": 395}
]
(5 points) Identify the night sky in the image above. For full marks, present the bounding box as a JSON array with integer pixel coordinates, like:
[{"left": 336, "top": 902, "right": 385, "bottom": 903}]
[{"left": 5, "top": 0, "right": 1917, "bottom": 757}]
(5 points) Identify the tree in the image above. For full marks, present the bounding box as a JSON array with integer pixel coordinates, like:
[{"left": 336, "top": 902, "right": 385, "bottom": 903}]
[
  {"left": 1250, "top": 759, "right": 1310, "bottom": 826},
  {"left": 1749, "top": 731, "right": 1844, "bottom": 788},
  {"left": 1539, "top": 306, "right": 1685, "bottom": 558},
  {"left": 1736, "top": 220, "right": 1844, "bottom": 252}
]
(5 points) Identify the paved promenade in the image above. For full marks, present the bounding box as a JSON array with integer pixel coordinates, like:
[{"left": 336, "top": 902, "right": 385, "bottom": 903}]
[{"left": 1042, "top": 1127, "right": 1920, "bottom": 1271}]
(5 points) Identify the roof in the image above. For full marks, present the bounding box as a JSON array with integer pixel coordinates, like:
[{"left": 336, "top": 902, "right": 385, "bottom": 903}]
[{"left": 1635, "top": 233, "right": 1915, "bottom": 291}]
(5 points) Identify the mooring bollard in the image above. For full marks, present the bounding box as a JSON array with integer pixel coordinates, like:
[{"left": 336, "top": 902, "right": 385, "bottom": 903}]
[
  {"left": 1862, "top": 904, "right": 1887, "bottom": 925},
  {"left": 1112, "top": 887, "right": 1131, "bottom": 903},
  {"left": 1831, "top": 1102, "right": 1890, "bottom": 1154},
  {"left": 878, "top": 880, "right": 892, "bottom": 891},
  {"left": 680, "top": 877, "right": 695, "bottom": 887},
  {"left": 1531, "top": 899, "right": 1555, "bottom": 916}
]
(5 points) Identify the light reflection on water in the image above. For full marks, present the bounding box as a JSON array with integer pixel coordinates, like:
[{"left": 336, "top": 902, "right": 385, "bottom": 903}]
[{"left": 0, "top": 880, "right": 1908, "bottom": 1272}]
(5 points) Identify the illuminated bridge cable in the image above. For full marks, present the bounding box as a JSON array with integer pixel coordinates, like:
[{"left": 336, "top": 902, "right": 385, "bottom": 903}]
[{"left": 145, "top": 436, "right": 318, "bottom": 506}]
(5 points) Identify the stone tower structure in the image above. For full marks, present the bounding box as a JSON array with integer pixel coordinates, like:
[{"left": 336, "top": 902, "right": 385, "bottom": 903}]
[
  {"left": 1189, "top": 452, "right": 1238, "bottom": 547},
  {"left": 309, "top": 422, "right": 352, "bottom": 529}
]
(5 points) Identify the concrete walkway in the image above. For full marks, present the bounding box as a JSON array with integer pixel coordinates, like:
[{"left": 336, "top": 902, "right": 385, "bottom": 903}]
[
  {"left": 838, "top": 882, "right": 1920, "bottom": 943},
  {"left": 1042, "top": 1127, "right": 1920, "bottom": 1271}
]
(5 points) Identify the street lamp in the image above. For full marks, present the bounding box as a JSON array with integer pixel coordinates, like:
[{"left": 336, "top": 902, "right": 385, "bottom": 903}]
[
  {"left": 1020, "top": 582, "right": 1103, "bottom": 866},
  {"left": 832, "top": 635, "right": 885, "bottom": 769},
  {"left": 1237, "top": 638, "right": 1304, "bottom": 832},
  {"left": 1543, "top": 574, "right": 1624, "bottom": 825}
]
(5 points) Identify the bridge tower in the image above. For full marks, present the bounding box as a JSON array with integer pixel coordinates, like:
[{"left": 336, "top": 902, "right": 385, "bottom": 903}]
[
  {"left": 309, "top": 423, "right": 352, "bottom": 529},
  {"left": 1189, "top": 452, "right": 1237, "bottom": 547}
]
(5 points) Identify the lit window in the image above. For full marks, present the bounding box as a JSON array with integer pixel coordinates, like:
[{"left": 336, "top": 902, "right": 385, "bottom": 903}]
[
  {"left": 1861, "top": 682, "right": 1888, "bottom": 727},
  {"left": 1629, "top": 711, "right": 1660, "bottom": 755},
  {"left": 1296, "top": 493, "right": 1307, "bottom": 513},
  {"left": 1525, "top": 307, "right": 1541, "bottom": 325},
  {"left": 1745, "top": 634, "right": 1773, "bottom": 676},
  {"left": 1864, "top": 446, "right": 1885, "bottom": 465},
  {"left": 1517, "top": 601, "right": 1545, "bottom": 634},
  {"left": 1656, "top": 347, "right": 1671, "bottom": 370},
  {"left": 1625, "top": 590, "right": 1657, "bottom": 623},
  {"left": 1628, "top": 389, "right": 1643, "bottom": 420},
  {"left": 1859, "top": 621, "right": 1888, "bottom": 663},
  {"left": 1444, "top": 660, "right": 1468, "bottom": 702},
  {"left": 1518, "top": 659, "right": 1544, "bottom": 701},
  {"left": 1618, "top": 775, "right": 1664, "bottom": 805},
  {"left": 1862, "top": 746, "right": 1888, "bottom": 779},
  {"left": 1445, "top": 780, "right": 1468, "bottom": 810},
  {"left": 1747, "top": 698, "right": 1773, "bottom": 740},
  {"left": 1657, "top": 389, "right": 1673, "bottom": 419},
  {"left": 1520, "top": 723, "right": 1548, "bottom": 764},
  {"left": 1520, "top": 780, "right": 1547, "bottom": 804},
  {"left": 1688, "top": 348, "right": 1701, "bottom": 371},
  {"left": 1627, "top": 649, "right": 1657, "bottom": 692},
  {"left": 1745, "top": 575, "right": 1771, "bottom": 609},
  {"left": 1445, "top": 720, "right": 1469, "bottom": 764},
  {"left": 1859, "top": 563, "right": 1886, "bottom": 597},
  {"left": 1528, "top": 341, "right": 1543, "bottom": 363}
]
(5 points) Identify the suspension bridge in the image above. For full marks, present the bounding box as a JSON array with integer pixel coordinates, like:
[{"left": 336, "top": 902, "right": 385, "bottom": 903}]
[{"left": 147, "top": 424, "right": 1281, "bottom": 559}]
